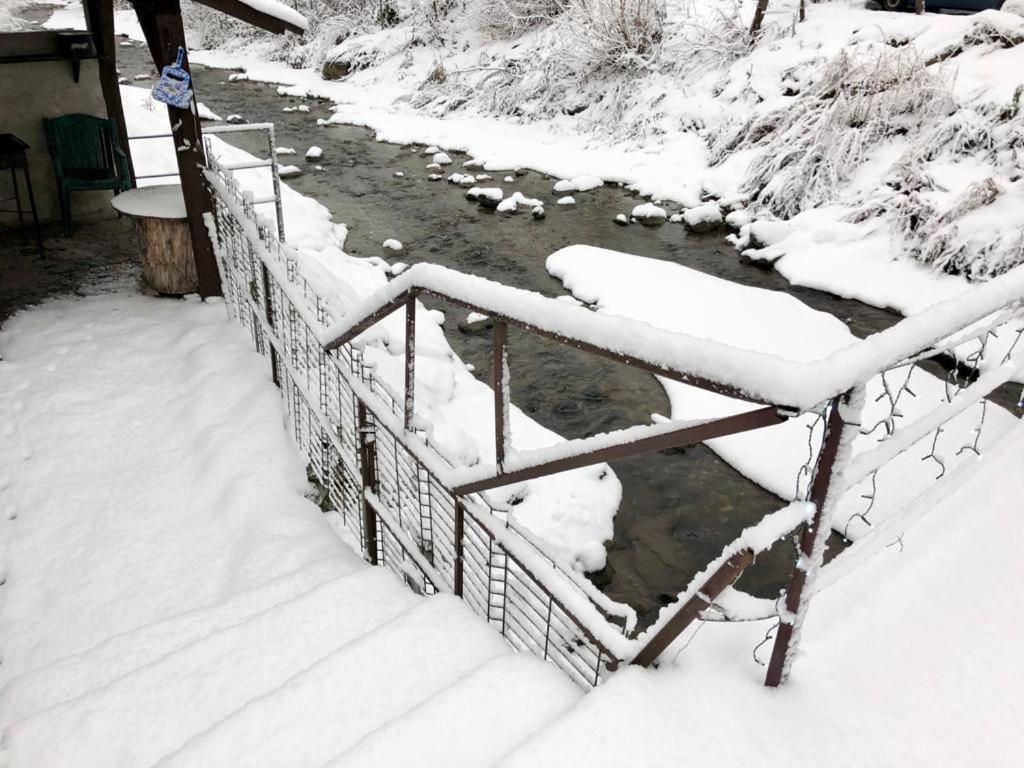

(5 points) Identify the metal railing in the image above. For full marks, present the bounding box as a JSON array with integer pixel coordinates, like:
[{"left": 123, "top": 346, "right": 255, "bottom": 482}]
[
  {"left": 203, "top": 148, "right": 1024, "bottom": 689},
  {"left": 129, "top": 122, "right": 286, "bottom": 241}
]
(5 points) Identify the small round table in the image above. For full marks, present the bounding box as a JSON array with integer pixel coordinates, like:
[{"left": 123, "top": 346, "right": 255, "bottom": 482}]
[{"left": 111, "top": 184, "right": 197, "bottom": 295}]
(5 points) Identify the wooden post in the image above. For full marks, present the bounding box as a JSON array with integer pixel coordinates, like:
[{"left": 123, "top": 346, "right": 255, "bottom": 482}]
[
  {"left": 131, "top": 0, "right": 221, "bottom": 298},
  {"left": 765, "top": 388, "right": 863, "bottom": 687},
  {"left": 914, "top": 0, "right": 925, "bottom": 13},
  {"left": 83, "top": 0, "right": 135, "bottom": 185}
]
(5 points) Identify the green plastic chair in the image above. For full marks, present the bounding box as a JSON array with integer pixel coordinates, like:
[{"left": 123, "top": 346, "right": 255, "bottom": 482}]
[{"left": 43, "top": 114, "right": 132, "bottom": 235}]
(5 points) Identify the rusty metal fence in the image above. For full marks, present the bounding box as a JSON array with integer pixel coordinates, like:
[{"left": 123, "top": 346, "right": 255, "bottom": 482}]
[
  {"left": 203, "top": 148, "right": 1024, "bottom": 690},
  {"left": 204, "top": 157, "right": 629, "bottom": 688}
]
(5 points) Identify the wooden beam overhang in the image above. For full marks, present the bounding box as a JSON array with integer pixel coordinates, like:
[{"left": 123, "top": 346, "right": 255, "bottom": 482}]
[{"left": 190, "top": 0, "right": 306, "bottom": 36}]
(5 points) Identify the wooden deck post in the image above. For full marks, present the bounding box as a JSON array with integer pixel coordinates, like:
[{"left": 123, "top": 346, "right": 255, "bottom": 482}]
[{"left": 131, "top": 0, "right": 221, "bottom": 298}]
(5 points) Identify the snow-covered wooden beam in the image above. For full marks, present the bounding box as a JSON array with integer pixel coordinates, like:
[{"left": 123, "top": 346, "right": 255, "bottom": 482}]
[{"left": 190, "top": 0, "right": 307, "bottom": 35}]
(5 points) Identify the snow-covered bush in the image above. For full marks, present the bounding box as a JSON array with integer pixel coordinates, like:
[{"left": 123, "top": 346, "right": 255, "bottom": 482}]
[
  {"left": 479, "top": 0, "right": 566, "bottom": 37},
  {"left": 560, "top": 0, "right": 666, "bottom": 71},
  {"left": 717, "top": 46, "right": 955, "bottom": 218}
]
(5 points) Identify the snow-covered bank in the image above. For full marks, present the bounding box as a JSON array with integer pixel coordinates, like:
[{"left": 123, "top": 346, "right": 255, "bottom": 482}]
[
  {"left": 547, "top": 245, "right": 1017, "bottom": 538},
  {"left": 146, "top": 0, "right": 1024, "bottom": 318},
  {"left": 118, "top": 83, "right": 621, "bottom": 571}
]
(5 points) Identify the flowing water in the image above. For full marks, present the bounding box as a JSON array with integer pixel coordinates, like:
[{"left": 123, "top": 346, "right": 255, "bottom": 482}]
[{"left": 113, "top": 42, "right": 917, "bottom": 623}]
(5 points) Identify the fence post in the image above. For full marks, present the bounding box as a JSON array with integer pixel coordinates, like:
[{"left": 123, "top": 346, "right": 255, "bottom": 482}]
[
  {"left": 453, "top": 498, "right": 465, "bottom": 597},
  {"left": 631, "top": 548, "right": 755, "bottom": 667},
  {"left": 493, "top": 321, "right": 509, "bottom": 468},
  {"left": 404, "top": 295, "right": 416, "bottom": 432},
  {"left": 765, "top": 387, "right": 864, "bottom": 687},
  {"left": 260, "top": 262, "right": 280, "bottom": 387},
  {"left": 357, "top": 400, "right": 379, "bottom": 565}
]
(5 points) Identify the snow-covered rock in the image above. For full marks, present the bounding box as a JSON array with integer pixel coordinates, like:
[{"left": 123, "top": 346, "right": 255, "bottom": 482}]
[
  {"left": 448, "top": 173, "right": 477, "bottom": 186},
  {"left": 557, "top": 196, "right": 576, "bottom": 206},
  {"left": 305, "top": 146, "right": 323, "bottom": 161},
  {"left": 432, "top": 152, "right": 452, "bottom": 166},
  {"left": 725, "top": 209, "right": 753, "bottom": 229},
  {"left": 496, "top": 191, "right": 544, "bottom": 213},
  {"left": 553, "top": 175, "right": 603, "bottom": 193},
  {"left": 466, "top": 187, "right": 504, "bottom": 208},
  {"left": 614, "top": 214, "right": 629, "bottom": 226},
  {"left": 195, "top": 102, "right": 221, "bottom": 121},
  {"left": 532, "top": 206, "right": 546, "bottom": 220},
  {"left": 749, "top": 220, "right": 793, "bottom": 249},
  {"left": 275, "top": 147, "right": 296, "bottom": 156},
  {"left": 382, "top": 238, "right": 403, "bottom": 251},
  {"left": 225, "top": 114, "right": 245, "bottom": 124},
  {"left": 278, "top": 165, "right": 302, "bottom": 178},
  {"left": 682, "top": 203, "right": 723, "bottom": 232},
  {"left": 394, "top": 171, "right": 404, "bottom": 178},
  {"left": 423, "top": 145, "right": 440, "bottom": 154},
  {"left": 631, "top": 202, "right": 667, "bottom": 222}
]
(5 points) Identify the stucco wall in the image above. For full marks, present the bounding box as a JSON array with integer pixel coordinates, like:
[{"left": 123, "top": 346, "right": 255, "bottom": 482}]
[{"left": 1, "top": 59, "right": 116, "bottom": 230}]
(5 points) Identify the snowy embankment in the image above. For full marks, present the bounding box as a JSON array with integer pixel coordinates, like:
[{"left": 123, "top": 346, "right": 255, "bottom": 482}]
[
  {"left": 164, "top": 0, "right": 1024, "bottom": 315},
  {"left": 547, "top": 245, "right": 1017, "bottom": 538},
  {"left": 119, "top": 84, "right": 620, "bottom": 572}
]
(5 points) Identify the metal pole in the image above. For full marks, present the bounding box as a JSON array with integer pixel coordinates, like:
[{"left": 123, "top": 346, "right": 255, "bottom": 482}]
[
  {"left": 260, "top": 262, "right": 279, "bottom": 387},
  {"left": 632, "top": 548, "right": 755, "bottom": 667},
  {"left": 404, "top": 295, "right": 416, "bottom": 432},
  {"left": 453, "top": 498, "right": 465, "bottom": 597},
  {"left": 765, "top": 388, "right": 864, "bottom": 687},
  {"left": 357, "top": 401, "right": 379, "bottom": 565},
  {"left": 266, "top": 124, "right": 286, "bottom": 242},
  {"left": 493, "top": 321, "right": 509, "bottom": 468}
]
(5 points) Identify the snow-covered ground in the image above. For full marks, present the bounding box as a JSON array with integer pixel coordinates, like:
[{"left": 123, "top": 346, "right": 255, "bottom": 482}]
[
  {"left": 0, "top": 292, "right": 579, "bottom": 767},
  {"left": 3, "top": 4, "right": 1024, "bottom": 761},
  {"left": 2, "top": 285, "right": 1022, "bottom": 767}
]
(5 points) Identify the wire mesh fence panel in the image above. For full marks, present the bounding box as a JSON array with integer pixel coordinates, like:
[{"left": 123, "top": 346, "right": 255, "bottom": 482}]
[{"left": 206, "top": 161, "right": 631, "bottom": 688}]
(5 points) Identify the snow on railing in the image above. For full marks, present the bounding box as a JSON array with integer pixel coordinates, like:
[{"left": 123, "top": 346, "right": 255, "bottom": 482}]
[{"left": 204, "top": 148, "right": 1024, "bottom": 690}]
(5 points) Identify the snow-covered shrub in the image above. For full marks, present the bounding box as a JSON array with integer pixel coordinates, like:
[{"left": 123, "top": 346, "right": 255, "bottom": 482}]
[
  {"left": 560, "top": 0, "right": 666, "bottom": 72},
  {"left": 668, "top": 0, "right": 770, "bottom": 78},
  {"left": 717, "top": 46, "right": 955, "bottom": 218},
  {"left": 479, "top": 0, "right": 566, "bottom": 37}
]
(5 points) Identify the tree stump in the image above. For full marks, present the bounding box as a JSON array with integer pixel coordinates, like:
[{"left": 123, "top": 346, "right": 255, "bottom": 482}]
[{"left": 111, "top": 184, "right": 199, "bottom": 295}]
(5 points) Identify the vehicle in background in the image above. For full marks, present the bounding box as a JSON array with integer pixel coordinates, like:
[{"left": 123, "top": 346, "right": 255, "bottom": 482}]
[{"left": 876, "top": 0, "right": 1003, "bottom": 11}]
